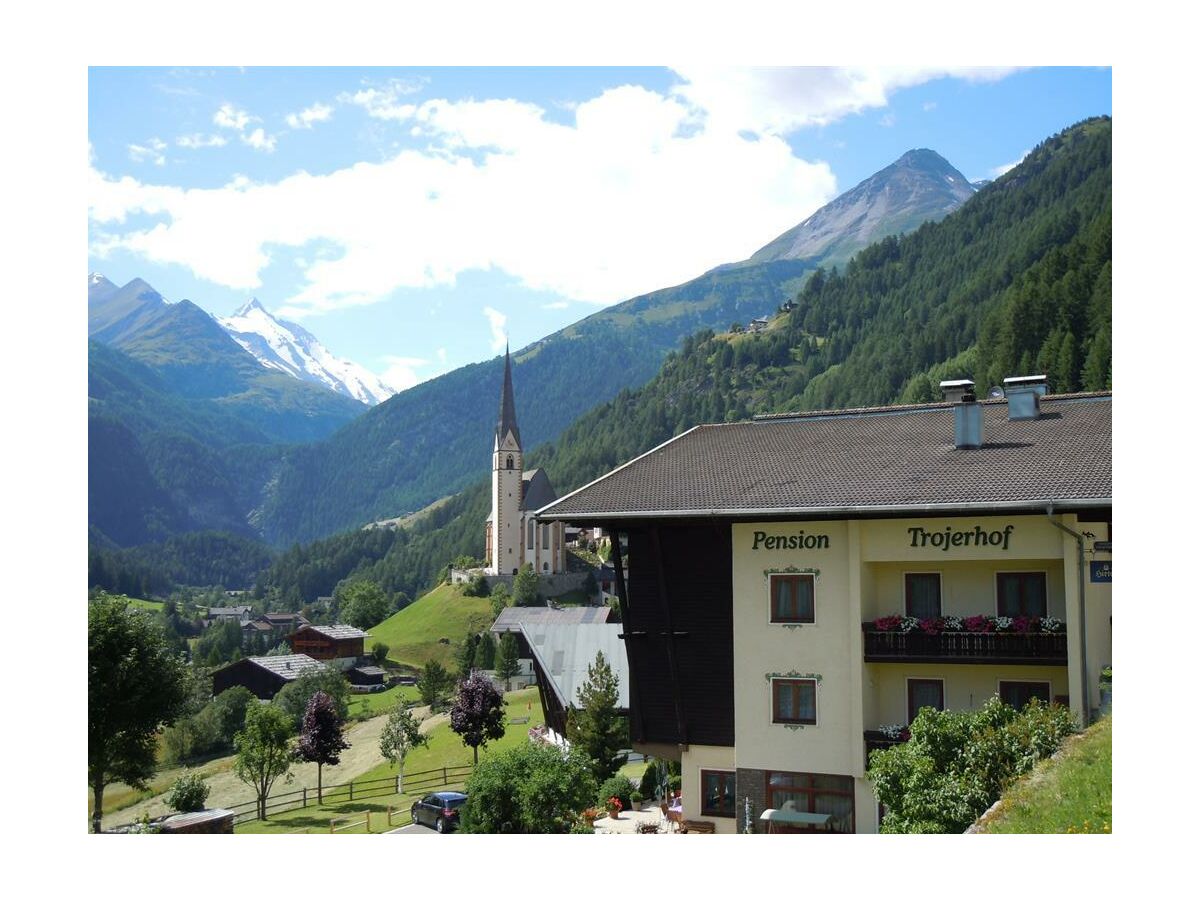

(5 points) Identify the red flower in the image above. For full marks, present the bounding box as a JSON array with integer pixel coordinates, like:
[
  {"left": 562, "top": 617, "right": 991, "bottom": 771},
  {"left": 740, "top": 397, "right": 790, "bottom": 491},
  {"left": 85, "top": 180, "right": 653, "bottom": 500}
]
[
  {"left": 875, "top": 615, "right": 902, "bottom": 632},
  {"left": 964, "top": 615, "right": 993, "bottom": 633},
  {"left": 919, "top": 617, "right": 943, "bottom": 635}
]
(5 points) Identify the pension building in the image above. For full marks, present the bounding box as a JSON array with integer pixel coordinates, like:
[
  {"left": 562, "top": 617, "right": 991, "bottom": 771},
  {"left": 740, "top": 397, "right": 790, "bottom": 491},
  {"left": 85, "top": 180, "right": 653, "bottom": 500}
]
[{"left": 537, "top": 381, "right": 1111, "bottom": 833}]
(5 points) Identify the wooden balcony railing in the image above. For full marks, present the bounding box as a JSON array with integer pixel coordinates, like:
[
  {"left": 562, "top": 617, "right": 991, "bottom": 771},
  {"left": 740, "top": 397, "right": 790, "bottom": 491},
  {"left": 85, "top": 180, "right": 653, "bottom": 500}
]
[
  {"left": 863, "top": 729, "right": 909, "bottom": 762},
  {"left": 862, "top": 625, "right": 1067, "bottom": 665}
]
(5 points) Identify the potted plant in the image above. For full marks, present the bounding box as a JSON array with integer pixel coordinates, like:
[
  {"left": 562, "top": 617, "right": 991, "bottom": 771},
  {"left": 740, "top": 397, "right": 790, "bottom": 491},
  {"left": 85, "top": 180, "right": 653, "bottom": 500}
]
[
  {"left": 605, "top": 795, "right": 623, "bottom": 819},
  {"left": 630, "top": 790, "right": 644, "bottom": 811},
  {"left": 581, "top": 807, "right": 601, "bottom": 828}
]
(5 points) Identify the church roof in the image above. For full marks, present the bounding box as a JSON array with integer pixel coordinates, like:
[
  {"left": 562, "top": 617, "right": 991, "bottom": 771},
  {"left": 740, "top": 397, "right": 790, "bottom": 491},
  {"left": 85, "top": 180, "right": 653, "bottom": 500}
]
[
  {"left": 496, "top": 346, "right": 521, "bottom": 447},
  {"left": 521, "top": 468, "right": 558, "bottom": 511}
]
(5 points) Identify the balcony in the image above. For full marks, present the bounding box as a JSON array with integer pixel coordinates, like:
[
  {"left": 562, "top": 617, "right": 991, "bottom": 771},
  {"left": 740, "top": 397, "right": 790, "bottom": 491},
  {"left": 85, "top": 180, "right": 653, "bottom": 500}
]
[
  {"left": 863, "top": 728, "right": 909, "bottom": 761},
  {"left": 862, "top": 624, "right": 1067, "bottom": 665}
]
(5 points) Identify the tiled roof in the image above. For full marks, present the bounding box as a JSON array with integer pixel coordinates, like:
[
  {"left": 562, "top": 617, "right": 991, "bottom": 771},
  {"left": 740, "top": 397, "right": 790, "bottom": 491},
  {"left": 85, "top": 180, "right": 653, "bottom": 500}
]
[
  {"left": 491, "top": 605, "right": 610, "bottom": 634},
  {"left": 538, "top": 394, "right": 1111, "bottom": 519},
  {"left": 246, "top": 654, "right": 327, "bottom": 681},
  {"left": 520, "top": 623, "right": 628, "bottom": 708},
  {"left": 296, "top": 624, "right": 369, "bottom": 640}
]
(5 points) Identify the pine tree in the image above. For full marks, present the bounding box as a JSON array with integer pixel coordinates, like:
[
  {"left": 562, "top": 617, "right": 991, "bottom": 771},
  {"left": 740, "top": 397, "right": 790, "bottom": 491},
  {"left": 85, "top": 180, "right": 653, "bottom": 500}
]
[
  {"left": 473, "top": 634, "right": 496, "bottom": 670},
  {"left": 495, "top": 633, "right": 521, "bottom": 691},
  {"left": 566, "top": 651, "right": 628, "bottom": 782}
]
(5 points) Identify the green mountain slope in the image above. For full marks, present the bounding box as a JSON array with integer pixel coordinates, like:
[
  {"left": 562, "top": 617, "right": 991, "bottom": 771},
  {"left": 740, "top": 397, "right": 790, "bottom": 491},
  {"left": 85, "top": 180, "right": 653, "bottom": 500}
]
[{"left": 252, "top": 117, "right": 1111, "bottom": 604}]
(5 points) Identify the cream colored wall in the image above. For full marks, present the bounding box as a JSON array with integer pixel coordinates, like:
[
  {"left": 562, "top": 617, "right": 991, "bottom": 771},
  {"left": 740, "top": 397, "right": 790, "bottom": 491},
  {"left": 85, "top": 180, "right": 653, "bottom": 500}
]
[
  {"left": 862, "top": 560, "right": 1067, "bottom": 621},
  {"left": 863, "top": 663, "right": 1070, "bottom": 727},
  {"left": 1062, "top": 515, "right": 1112, "bottom": 720},
  {"left": 859, "top": 515, "right": 1064, "bottom": 562},
  {"left": 489, "top": 433, "right": 522, "bottom": 575},
  {"left": 732, "top": 521, "right": 860, "bottom": 779},
  {"left": 680, "top": 744, "right": 738, "bottom": 834}
]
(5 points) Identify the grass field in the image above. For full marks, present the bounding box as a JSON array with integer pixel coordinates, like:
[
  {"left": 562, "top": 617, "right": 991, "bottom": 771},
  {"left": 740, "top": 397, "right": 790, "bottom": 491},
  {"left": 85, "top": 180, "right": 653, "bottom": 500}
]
[
  {"left": 347, "top": 684, "right": 421, "bottom": 720},
  {"left": 125, "top": 597, "right": 165, "bottom": 611},
  {"left": 235, "top": 686, "right": 545, "bottom": 834},
  {"left": 977, "top": 715, "right": 1112, "bottom": 833},
  {"left": 368, "top": 582, "right": 493, "bottom": 670}
]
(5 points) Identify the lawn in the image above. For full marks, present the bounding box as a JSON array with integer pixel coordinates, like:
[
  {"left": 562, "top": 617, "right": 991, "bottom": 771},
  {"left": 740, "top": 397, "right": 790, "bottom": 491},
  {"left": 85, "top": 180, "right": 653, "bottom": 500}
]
[
  {"left": 367, "top": 582, "right": 493, "bottom": 670},
  {"left": 977, "top": 715, "right": 1112, "bottom": 833},
  {"left": 235, "top": 686, "right": 545, "bottom": 834},
  {"left": 124, "top": 597, "right": 165, "bottom": 611},
  {"left": 346, "top": 684, "right": 421, "bottom": 721}
]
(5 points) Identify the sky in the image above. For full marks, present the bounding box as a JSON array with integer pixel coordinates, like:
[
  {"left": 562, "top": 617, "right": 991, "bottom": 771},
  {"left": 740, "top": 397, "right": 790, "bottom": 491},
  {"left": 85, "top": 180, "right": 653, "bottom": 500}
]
[{"left": 87, "top": 66, "right": 1112, "bottom": 393}]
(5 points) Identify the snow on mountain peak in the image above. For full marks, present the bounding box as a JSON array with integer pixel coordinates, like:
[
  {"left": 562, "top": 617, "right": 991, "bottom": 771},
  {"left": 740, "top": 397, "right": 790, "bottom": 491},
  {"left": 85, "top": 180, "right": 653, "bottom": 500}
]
[{"left": 217, "top": 299, "right": 397, "bottom": 406}]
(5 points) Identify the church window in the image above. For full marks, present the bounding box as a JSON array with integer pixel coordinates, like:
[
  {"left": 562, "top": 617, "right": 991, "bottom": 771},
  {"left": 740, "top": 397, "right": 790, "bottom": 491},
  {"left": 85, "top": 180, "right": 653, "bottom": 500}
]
[
  {"left": 542, "top": 522, "right": 549, "bottom": 550},
  {"left": 506, "top": 455, "right": 514, "bottom": 470},
  {"left": 528, "top": 521, "right": 535, "bottom": 550}
]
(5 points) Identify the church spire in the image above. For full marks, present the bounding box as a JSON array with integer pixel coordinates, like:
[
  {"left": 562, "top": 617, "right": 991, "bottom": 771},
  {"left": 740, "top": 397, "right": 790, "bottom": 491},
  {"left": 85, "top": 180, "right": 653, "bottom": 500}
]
[{"left": 496, "top": 344, "right": 521, "bottom": 448}]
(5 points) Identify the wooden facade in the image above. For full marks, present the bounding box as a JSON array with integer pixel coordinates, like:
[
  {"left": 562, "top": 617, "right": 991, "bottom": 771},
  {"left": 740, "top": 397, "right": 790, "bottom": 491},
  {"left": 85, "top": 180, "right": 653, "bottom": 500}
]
[
  {"left": 212, "top": 658, "right": 291, "bottom": 700},
  {"left": 288, "top": 626, "right": 364, "bottom": 661}
]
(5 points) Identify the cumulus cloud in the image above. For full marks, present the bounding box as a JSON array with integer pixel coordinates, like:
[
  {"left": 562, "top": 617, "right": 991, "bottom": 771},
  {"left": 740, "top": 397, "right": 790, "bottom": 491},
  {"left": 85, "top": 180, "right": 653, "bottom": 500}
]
[
  {"left": 88, "top": 69, "right": 1021, "bottom": 318},
  {"left": 483, "top": 307, "right": 508, "bottom": 352},
  {"left": 177, "top": 133, "right": 227, "bottom": 149},
  {"left": 670, "top": 66, "right": 1018, "bottom": 135},
  {"left": 286, "top": 102, "right": 333, "bottom": 129},
  {"left": 242, "top": 128, "right": 276, "bottom": 152},
  {"left": 214, "top": 103, "right": 254, "bottom": 131},
  {"left": 128, "top": 138, "right": 167, "bottom": 166},
  {"left": 380, "top": 355, "right": 431, "bottom": 391}
]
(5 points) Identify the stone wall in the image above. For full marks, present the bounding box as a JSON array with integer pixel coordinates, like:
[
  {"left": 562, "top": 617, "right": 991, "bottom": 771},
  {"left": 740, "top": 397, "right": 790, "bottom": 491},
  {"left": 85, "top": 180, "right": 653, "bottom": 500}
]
[{"left": 449, "top": 569, "right": 593, "bottom": 600}]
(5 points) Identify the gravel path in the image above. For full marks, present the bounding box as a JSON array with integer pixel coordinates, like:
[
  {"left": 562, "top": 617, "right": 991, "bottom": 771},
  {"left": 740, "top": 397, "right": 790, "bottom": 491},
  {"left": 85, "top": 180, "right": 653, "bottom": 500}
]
[{"left": 105, "top": 706, "right": 445, "bottom": 828}]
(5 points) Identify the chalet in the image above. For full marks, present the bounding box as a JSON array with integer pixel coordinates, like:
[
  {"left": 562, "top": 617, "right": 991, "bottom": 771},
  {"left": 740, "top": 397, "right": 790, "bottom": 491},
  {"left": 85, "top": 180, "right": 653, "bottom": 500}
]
[
  {"left": 537, "top": 380, "right": 1111, "bottom": 833},
  {"left": 212, "top": 654, "right": 327, "bottom": 700},
  {"left": 748, "top": 316, "right": 770, "bottom": 333},
  {"left": 259, "top": 612, "right": 310, "bottom": 638},
  {"left": 240, "top": 619, "right": 274, "bottom": 647},
  {"left": 490, "top": 607, "right": 611, "bottom": 690},
  {"left": 520, "top": 622, "right": 629, "bottom": 741},
  {"left": 287, "top": 624, "right": 368, "bottom": 667},
  {"left": 205, "top": 605, "right": 252, "bottom": 626}
]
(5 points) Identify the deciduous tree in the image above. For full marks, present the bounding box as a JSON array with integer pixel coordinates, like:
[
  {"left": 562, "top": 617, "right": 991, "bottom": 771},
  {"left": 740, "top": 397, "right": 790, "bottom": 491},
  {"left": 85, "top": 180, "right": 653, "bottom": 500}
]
[
  {"left": 234, "top": 703, "right": 295, "bottom": 820},
  {"left": 88, "top": 593, "right": 190, "bottom": 833},
  {"left": 295, "top": 690, "right": 350, "bottom": 803},
  {"left": 337, "top": 579, "right": 393, "bottom": 630},
  {"left": 459, "top": 742, "right": 597, "bottom": 833},
  {"left": 450, "top": 671, "right": 506, "bottom": 765},
  {"left": 379, "top": 702, "right": 429, "bottom": 796}
]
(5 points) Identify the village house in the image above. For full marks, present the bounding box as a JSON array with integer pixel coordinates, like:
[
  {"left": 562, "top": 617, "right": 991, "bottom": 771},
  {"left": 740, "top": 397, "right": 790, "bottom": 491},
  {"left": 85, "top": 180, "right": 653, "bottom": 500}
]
[
  {"left": 537, "top": 378, "right": 1111, "bottom": 834},
  {"left": 212, "top": 653, "right": 327, "bottom": 700},
  {"left": 204, "top": 605, "right": 252, "bottom": 627},
  {"left": 490, "top": 606, "right": 612, "bottom": 690},
  {"left": 287, "top": 623, "right": 368, "bottom": 667}
]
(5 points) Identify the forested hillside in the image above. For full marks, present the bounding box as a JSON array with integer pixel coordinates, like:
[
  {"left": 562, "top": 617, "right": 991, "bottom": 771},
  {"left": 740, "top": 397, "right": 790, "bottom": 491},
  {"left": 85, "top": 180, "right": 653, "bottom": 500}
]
[{"left": 244, "top": 118, "right": 1111, "bottom": 606}]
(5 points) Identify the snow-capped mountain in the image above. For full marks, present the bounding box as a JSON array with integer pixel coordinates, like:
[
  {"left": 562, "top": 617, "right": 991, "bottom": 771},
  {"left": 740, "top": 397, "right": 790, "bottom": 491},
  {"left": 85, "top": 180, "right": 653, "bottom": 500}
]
[{"left": 217, "top": 299, "right": 397, "bottom": 406}]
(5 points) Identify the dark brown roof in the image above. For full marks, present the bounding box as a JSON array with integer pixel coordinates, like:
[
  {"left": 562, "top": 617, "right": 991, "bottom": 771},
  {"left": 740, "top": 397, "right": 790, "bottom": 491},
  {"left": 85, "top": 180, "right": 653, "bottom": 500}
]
[{"left": 538, "top": 394, "right": 1111, "bottom": 520}]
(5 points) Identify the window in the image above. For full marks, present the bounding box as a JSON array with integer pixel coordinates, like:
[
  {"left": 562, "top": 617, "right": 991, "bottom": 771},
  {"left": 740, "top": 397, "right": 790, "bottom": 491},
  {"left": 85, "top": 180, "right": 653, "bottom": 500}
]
[
  {"left": 506, "top": 455, "right": 514, "bottom": 470},
  {"left": 907, "top": 679, "right": 944, "bottom": 724},
  {"left": 765, "top": 772, "right": 855, "bottom": 833},
  {"left": 542, "top": 521, "right": 549, "bottom": 550},
  {"left": 770, "top": 573, "right": 814, "bottom": 623},
  {"left": 700, "top": 770, "right": 736, "bottom": 818},
  {"left": 996, "top": 572, "right": 1047, "bottom": 617},
  {"left": 527, "top": 521, "right": 534, "bottom": 550},
  {"left": 772, "top": 678, "right": 817, "bottom": 725},
  {"left": 999, "top": 681, "right": 1051, "bottom": 710},
  {"left": 905, "top": 573, "right": 941, "bottom": 619}
]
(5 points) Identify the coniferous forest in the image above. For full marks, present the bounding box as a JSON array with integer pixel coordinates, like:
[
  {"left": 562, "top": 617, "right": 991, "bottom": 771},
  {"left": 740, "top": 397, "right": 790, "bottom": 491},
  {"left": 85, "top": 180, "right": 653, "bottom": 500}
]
[{"left": 89, "top": 118, "right": 1111, "bottom": 605}]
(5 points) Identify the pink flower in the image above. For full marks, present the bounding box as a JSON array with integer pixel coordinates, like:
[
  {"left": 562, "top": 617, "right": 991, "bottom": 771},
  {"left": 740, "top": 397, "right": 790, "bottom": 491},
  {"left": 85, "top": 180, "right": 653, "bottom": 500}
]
[{"left": 875, "top": 615, "right": 902, "bottom": 632}]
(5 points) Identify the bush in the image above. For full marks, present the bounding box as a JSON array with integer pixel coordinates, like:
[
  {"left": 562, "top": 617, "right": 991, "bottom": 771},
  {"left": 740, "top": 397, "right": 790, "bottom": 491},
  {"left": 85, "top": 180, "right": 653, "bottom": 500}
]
[
  {"left": 630, "top": 790, "right": 643, "bottom": 806},
  {"left": 597, "top": 774, "right": 636, "bottom": 810},
  {"left": 463, "top": 574, "right": 491, "bottom": 597},
  {"left": 166, "top": 772, "right": 210, "bottom": 813},
  {"left": 371, "top": 642, "right": 390, "bottom": 665},
  {"left": 668, "top": 774, "right": 682, "bottom": 793},
  {"left": 639, "top": 760, "right": 660, "bottom": 798},
  {"left": 459, "top": 742, "right": 598, "bottom": 833}
]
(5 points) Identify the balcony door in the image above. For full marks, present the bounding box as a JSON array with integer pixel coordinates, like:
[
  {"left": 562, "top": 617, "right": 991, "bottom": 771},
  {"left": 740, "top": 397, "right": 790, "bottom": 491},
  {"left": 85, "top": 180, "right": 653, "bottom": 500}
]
[{"left": 907, "top": 678, "right": 944, "bottom": 724}]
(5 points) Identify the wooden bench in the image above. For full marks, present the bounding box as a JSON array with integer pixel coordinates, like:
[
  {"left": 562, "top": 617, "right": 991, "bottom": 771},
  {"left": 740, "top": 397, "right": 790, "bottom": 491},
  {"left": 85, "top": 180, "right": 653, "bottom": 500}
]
[
  {"left": 679, "top": 819, "right": 716, "bottom": 834},
  {"left": 510, "top": 716, "right": 530, "bottom": 725}
]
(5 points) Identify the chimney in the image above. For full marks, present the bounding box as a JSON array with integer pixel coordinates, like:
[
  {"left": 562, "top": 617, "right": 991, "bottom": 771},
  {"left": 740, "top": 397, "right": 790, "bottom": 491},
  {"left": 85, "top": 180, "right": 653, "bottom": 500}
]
[
  {"left": 941, "top": 379, "right": 982, "bottom": 449},
  {"left": 1004, "top": 375, "right": 1048, "bottom": 420}
]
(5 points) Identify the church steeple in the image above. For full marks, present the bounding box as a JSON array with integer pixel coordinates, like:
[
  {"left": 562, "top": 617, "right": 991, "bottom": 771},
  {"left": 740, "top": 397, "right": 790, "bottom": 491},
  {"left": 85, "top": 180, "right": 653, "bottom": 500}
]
[{"left": 496, "top": 344, "right": 521, "bottom": 449}]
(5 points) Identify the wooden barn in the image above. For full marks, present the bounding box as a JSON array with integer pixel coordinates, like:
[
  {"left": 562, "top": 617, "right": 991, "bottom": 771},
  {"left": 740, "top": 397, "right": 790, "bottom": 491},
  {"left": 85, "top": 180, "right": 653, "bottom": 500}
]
[
  {"left": 211, "top": 654, "right": 327, "bottom": 700},
  {"left": 287, "top": 624, "right": 368, "bottom": 661}
]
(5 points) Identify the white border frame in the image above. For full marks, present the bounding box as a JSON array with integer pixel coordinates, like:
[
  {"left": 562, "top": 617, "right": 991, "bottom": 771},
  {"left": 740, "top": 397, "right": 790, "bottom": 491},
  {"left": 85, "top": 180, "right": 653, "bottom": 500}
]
[
  {"left": 767, "top": 571, "right": 817, "bottom": 626},
  {"left": 769, "top": 675, "right": 819, "bottom": 727},
  {"left": 696, "top": 767, "right": 737, "bottom": 819}
]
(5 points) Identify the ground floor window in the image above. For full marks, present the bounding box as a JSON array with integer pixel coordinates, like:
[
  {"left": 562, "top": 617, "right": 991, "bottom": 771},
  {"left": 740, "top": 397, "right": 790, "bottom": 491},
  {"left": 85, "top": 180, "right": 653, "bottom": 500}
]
[
  {"left": 999, "top": 680, "right": 1051, "bottom": 710},
  {"left": 907, "top": 678, "right": 944, "bottom": 724},
  {"left": 765, "top": 772, "right": 855, "bottom": 833},
  {"left": 700, "top": 770, "right": 736, "bottom": 818}
]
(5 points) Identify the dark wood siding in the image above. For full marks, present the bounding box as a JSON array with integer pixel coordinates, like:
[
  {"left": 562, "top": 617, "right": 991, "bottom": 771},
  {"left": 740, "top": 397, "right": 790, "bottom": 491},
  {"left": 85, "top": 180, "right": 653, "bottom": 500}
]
[
  {"left": 623, "top": 521, "right": 733, "bottom": 747},
  {"left": 212, "top": 658, "right": 287, "bottom": 700}
]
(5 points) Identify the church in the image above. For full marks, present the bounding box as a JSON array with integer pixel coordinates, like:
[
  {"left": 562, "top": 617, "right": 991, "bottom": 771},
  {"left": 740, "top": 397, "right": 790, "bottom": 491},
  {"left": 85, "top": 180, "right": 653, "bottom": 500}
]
[{"left": 484, "top": 347, "right": 567, "bottom": 576}]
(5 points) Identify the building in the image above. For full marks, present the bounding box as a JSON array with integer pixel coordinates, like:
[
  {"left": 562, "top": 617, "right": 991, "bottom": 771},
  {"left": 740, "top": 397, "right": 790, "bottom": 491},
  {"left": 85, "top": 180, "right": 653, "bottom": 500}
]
[
  {"left": 520, "top": 622, "right": 628, "bottom": 742},
  {"left": 287, "top": 624, "right": 368, "bottom": 668},
  {"left": 537, "top": 380, "right": 1111, "bottom": 833},
  {"left": 484, "top": 347, "right": 567, "bottom": 576},
  {"left": 205, "top": 605, "right": 252, "bottom": 626},
  {"left": 212, "top": 653, "right": 327, "bottom": 700},
  {"left": 489, "top": 606, "right": 611, "bottom": 689}
]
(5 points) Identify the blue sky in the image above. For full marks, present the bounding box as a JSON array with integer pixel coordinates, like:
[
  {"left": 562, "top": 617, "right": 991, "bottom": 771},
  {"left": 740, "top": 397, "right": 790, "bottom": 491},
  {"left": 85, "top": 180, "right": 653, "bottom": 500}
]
[{"left": 88, "top": 66, "right": 1111, "bottom": 391}]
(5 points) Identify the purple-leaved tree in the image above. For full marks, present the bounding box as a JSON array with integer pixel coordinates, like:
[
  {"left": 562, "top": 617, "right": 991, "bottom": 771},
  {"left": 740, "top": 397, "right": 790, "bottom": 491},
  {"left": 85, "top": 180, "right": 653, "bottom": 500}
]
[
  {"left": 295, "top": 690, "right": 350, "bottom": 803},
  {"left": 450, "top": 671, "right": 506, "bottom": 765}
]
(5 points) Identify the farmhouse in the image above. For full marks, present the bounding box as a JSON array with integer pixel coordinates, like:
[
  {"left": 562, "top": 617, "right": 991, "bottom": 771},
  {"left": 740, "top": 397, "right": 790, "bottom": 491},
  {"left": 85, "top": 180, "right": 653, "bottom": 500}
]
[
  {"left": 212, "top": 653, "right": 327, "bottom": 700},
  {"left": 537, "top": 379, "right": 1112, "bottom": 833},
  {"left": 520, "top": 622, "right": 628, "bottom": 741},
  {"left": 287, "top": 624, "right": 368, "bottom": 666}
]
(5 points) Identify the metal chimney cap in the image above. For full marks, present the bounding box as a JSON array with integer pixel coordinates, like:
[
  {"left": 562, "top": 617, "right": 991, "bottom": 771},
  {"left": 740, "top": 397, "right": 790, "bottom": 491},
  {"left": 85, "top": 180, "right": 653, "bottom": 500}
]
[
  {"left": 1003, "top": 375, "right": 1047, "bottom": 387},
  {"left": 939, "top": 379, "right": 975, "bottom": 390}
]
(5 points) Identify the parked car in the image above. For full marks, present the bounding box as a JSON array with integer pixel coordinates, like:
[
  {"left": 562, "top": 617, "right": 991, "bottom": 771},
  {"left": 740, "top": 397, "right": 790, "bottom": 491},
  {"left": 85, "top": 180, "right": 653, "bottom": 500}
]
[{"left": 411, "top": 791, "right": 468, "bottom": 832}]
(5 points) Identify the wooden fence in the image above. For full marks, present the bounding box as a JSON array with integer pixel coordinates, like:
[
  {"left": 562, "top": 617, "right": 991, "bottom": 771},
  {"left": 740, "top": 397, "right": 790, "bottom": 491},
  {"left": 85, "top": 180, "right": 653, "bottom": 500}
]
[{"left": 229, "top": 763, "right": 475, "bottom": 827}]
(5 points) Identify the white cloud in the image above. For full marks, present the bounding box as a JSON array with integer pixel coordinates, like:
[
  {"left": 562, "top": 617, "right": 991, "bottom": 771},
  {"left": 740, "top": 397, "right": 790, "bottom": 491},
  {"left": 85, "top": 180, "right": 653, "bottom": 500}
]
[
  {"left": 214, "top": 103, "right": 254, "bottom": 131},
  {"left": 989, "top": 148, "right": 1030, "bottom": 179},
  {"left": 483, "top": 306, "right": 507, "bottom": 352},
  {"left": 380, "top": 355, "right": 431, "bottom": 391},
  {"left": 88, "top": 69, "right": 1022, "bottom": 317},
  {"left": 286, "top": 102, "right": 333, "bottom": 129},
  {"left": 128, "top": 138, "right": 167, "bottom": 166},
  {"left": 670, "top": 66, "right": 1018, "bottom": 135},
  {"left": 177, "top": 133, "right": 228, "bottom": 149},
  {"left": 242, "top": 128, "right": 276, "bottom": 152},
  {"left": 340, "top": 77, "right": 426, "bottom": 120}
]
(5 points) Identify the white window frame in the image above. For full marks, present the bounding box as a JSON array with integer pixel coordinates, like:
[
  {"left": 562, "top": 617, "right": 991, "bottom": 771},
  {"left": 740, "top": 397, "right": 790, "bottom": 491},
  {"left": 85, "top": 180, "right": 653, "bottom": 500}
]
[
  {"left": 767, "top": 572, "right": 817, "bottom": 626},
  {"left": 769, "top": 676, "right": 819, "bottom": 727}
]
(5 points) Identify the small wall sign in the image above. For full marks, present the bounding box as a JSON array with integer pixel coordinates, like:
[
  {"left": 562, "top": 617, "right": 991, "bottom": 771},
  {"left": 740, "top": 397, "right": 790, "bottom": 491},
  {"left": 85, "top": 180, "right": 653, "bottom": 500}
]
[{"left": 1090, "top": 561, "right": 1111, "bottom": 583}]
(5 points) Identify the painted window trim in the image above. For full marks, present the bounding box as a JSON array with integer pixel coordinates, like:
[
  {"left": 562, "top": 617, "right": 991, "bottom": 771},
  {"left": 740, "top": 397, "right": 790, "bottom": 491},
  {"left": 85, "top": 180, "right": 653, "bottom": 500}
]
[
  {"left": 770, "top": 676, "right": 818, "bottom": 727},
  {"left": 698, "top": 768, "right": 737, "bottom": 819},
  {"left": 767, "top": 571, "right": 817, "bottom": 626}
]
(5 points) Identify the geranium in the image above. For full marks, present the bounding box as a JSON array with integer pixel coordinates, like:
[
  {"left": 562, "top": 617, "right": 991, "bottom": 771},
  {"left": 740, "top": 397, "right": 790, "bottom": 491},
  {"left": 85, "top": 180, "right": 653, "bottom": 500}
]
[
  {"left": 994, "top": 616, "right": 1014, "bottom": 632},
  {"left": 878, "top": 724, "right": 910, "bottom": 741},
  {"left": 1012, "top": 616, "right": 1034, "bottom": 633},
  {"left": 919, "top": 617, "right": 943, "bottom": 635},
  {"left": 605, "top": 796, "right": 623, "bottom": 814},
  {"left": 874, "top": 615, "right": 902, "bottom": 632},
  {"left": 963, "top": 615, "right": 993, "bottom": 633}
]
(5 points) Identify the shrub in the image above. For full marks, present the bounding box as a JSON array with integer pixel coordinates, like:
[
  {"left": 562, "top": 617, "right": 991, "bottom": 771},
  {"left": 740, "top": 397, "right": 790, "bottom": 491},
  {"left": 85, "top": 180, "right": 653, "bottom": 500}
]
[
  {"left": 597, "top": 774, "right": 636, "bottom": 810},
  {"left": 459, "top": 742, "right": 597, "bottom": 833},
  {"left": 639, "top": 760, "right": 659, "bottom": 797},
  {"left": 166, "top": 772, "right": 210, "bottom": 813},
  {"left": 669, "top": 774, "right": 682, "bottom": 793},
  {"left": 630, "top": 790, "right": 643, "bottom": 806},
  {"left": 371, "top": 642, "right": 390, "bottom": 665}
]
